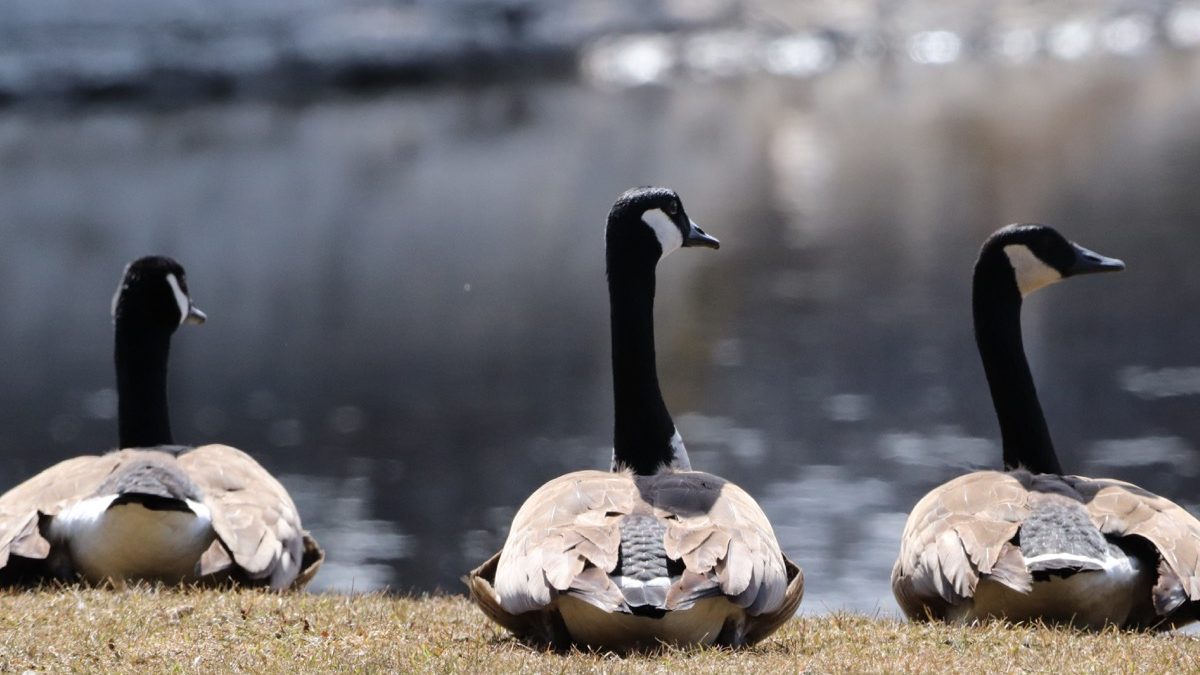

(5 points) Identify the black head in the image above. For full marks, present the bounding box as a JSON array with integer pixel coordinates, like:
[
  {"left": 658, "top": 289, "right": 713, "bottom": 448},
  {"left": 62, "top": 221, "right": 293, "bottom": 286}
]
[
  {"left": 112, "top": 256, "right": 207, "bottom": 330},
  {"left": 606, "top": 187, "right": 719, "bottom": 264},
  {"left": 978, "top": 223, "right": 1125, "bottom": 297}
]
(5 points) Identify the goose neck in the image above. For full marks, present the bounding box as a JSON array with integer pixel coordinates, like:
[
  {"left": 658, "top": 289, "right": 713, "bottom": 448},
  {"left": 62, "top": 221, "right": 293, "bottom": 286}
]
[
  {"left": 607, "top": 255, "right": 676, "bottom": 475},
  {"left": 115, "top": 322, "right": 175, "bottom": 449},
  {"left": 973, "top": 258, "right": 1063, "bottom": 474}
]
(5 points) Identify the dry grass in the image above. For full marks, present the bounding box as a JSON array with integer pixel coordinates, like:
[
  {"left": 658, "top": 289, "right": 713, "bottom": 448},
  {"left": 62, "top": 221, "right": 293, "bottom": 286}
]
[{"left": 0, "top": 588, "right": 1196, "bottom": 673}]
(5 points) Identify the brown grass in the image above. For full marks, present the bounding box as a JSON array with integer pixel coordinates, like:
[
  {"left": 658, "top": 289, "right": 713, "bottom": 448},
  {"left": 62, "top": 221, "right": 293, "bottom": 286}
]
[{"left": 0, "top": 588, "right": 1195, "bottom": 673}]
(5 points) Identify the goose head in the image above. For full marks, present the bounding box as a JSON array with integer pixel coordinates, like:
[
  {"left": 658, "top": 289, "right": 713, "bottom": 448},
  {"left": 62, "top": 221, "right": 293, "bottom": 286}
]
[
  {"left": 605, "top": 187, "right": 719, "bottom": 268},
  {"left": 973, "top": 224, "right": 1125, "bottom": 473},
  {"left": 980, "top": 223, "right": 1125, "bottom": 298},
  {"left": 112, "top": 256, "right": 207, "bottom": 330}
]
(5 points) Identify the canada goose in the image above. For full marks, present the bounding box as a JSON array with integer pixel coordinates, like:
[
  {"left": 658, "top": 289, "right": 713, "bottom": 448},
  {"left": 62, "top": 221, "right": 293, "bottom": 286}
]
[
  {"left": 892, "top": 224, "right": 1200, "bottom": 630},
  {"left": 0, "top": 256, "right": 322, "bottom": 589},
  {"left": 466, "top": 187, "right": 804, "bottom": 650}
]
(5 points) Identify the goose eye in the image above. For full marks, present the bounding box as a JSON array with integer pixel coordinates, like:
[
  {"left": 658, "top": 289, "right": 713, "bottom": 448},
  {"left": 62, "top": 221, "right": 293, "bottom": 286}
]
[{"left": 665, "top": 202, "right": 678, "bottom": 216}]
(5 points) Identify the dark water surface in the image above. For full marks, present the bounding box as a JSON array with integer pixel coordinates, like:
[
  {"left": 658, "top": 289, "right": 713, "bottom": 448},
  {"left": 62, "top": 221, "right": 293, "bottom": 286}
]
[{"left": 2, "top": 54, "right": 1199, "bottom": 613}]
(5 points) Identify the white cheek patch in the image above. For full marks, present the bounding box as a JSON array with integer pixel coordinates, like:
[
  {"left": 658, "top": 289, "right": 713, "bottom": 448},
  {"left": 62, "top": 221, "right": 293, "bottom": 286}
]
[
  {"left": 111, "top": 263, "right": 132, "bottom": 319},
  {"left": 111, "top": 284, "right": 124, "bottom": 319},
  {"left": 643, "top": 208, "right": 683, "bottom": 259},
  {"left": 165, "top": 273, "right": 190, "bottom": 326},
  {"left": 1004, "top": 244, "right": 1063, "bottom": 297}
]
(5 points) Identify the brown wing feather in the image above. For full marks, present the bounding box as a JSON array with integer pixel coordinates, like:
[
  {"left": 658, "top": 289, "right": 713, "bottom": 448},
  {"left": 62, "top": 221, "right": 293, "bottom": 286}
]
[
  {"left": 892, "top": 471, "right": 1032, "bottom": 620},
  {"left": 476, "top": 468, "right": 798, "bottom": 645},
  {"left": 0, "top": 452, "right": 137, "bottom": 569},
  {"left": 1067, "top": 475, "right": 1200, "bottom": 623},
  {"left": 490, "top": 470, "right": 632, "bottom": 615},
  {"left": 650, "top": 473, "right": 791, "bottom": 615},
  {"left": 177, "top": 444, "right": 321, "bottom": 590},
  {"left": 744, "top": 556, "right": 804, "bottom": 646},
  {"left": 465, "top": 552, "right": 572, "bottom": 647}
]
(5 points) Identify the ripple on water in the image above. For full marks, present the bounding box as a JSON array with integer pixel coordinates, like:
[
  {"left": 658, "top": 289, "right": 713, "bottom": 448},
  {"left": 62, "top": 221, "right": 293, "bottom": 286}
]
[
  {"left": 1086, "top": 436, "right": 1199, "bottom": 477},
  {"left": 281, "top": 469, "right": 412, "bottom": 593},
  {"left": 758, "top": 466, "right": 903, "bottom": 615}
]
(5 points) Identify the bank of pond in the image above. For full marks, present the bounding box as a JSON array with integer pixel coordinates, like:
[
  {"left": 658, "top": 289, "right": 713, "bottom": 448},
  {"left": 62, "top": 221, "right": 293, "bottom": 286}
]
[{"left": 0, "top": 187, "right": 1195, "bottom": 656}]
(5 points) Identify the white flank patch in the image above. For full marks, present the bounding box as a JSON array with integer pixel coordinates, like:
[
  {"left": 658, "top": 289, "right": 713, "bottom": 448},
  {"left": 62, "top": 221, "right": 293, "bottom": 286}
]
[
  {"left": 1003, "top": 244, "right": 1063, "bottom": 296},
  {"left": 111, "top": 263, "right": 132, "bottom": 318},
  {"left": 669, "top": 428, "right": 692, "bottom": 470},
  {"left": 607, "top": 428, "right": 692, "bottom": 472},
  {"left": 165, "top": 273, "right": 190, "bottom": 326},
  {"left": 643, "top": 209, "right": 683, "bottom": 259},
  {"left": 184, "top": 498, "right": 212, "bottom": 521},
  {"left": 51, "top": 494, "right": 120, "bottom": 532}
]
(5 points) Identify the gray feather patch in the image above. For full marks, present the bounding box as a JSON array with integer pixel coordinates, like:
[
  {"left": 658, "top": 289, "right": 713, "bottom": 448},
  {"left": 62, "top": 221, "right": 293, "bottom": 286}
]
[
  {"left": 617, "top": 515, "right": 670, "bottom": 582},
  {"left": 1019, "top": 498, "right": 1109, "bottom": 571},
  {"left": 95, "top": 455, "right": 203, "bottom": 503},
  {"left": 614, "top": 514, "right": 674, "bottom": 610}
]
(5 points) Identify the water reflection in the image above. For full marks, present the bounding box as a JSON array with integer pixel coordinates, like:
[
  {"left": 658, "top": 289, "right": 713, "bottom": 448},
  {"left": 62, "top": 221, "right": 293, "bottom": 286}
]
[
  {"left": 1, "top": 53, "right": 1199, "bottom": 612},
  {"left": 580, "top": 2, "right": 1200, "bottom": 87},
  {"left": 284, "top": 468, "right": 412, "bottom": 592}
]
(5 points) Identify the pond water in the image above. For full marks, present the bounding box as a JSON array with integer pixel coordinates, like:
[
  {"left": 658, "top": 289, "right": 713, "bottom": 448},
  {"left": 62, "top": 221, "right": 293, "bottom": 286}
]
[{"left": 1, "top": 52, "right": 1199, "bottom": 615}]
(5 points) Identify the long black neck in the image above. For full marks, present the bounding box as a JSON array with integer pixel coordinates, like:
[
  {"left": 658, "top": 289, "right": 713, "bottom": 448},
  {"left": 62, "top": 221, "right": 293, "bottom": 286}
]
[
  {"left": 973, "top": 255, "right": 1063, "bottom": 474},
  {"left": 115, "top": 321, "right": 175, "bottom": 448},
  {"left": 608, "top": 239, "right": 676, "bottom": 475}
]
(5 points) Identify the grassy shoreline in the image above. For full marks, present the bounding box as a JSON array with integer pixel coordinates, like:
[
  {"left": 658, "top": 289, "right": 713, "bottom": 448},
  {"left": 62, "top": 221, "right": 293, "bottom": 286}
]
[{"left": 0, "top": 589, "right": 1196, "bottom": 673}]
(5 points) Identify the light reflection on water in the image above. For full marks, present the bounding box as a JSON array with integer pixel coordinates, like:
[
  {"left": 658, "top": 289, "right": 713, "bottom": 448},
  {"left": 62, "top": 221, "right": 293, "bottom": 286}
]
[
  {"left": 1, "top": 52, "right": 1199, "bottom": 614},
  {"left": 581, "top": 4, "right": 1200, "bottom": 87},
  {"left": 283, "top": 468, "right": 413, "bottom": 592}
]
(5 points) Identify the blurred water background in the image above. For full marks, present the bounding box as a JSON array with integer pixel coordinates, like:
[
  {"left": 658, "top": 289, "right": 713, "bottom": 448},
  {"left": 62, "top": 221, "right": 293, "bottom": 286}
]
[{"left": 1, "top": 0, "right": 1199, "bottom": 616}]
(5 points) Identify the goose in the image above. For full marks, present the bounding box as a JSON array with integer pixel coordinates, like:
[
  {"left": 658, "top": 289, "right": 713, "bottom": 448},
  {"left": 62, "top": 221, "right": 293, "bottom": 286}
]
[
  {"left": 892, "top": 224, "right": 1200, "bottom": 630},
  {"left": 466, "top": 187, "right": 804, "bottom": 650},
  {"left": 0, "top": 256, "right": 323, "bottom": 589}
]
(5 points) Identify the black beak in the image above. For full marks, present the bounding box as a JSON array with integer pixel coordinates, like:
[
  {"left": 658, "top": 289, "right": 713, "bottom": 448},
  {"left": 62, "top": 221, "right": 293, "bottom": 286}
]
[
  {"left": 1067, "top": 242, "right": 1125, "bottom": 276},
  {"left": 681, "top": 218, "right": 720, "bottom": 250}
]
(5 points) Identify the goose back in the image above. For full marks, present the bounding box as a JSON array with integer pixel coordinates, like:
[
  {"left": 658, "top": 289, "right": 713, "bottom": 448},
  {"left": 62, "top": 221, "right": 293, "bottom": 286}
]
[{"left": 467, "top": 469, "right": 803, "bottom": 648}]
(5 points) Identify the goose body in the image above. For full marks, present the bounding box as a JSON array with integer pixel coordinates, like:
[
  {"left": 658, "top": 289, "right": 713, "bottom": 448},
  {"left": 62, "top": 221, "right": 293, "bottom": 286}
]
[
  {"left": 467, "top": 187, "right": 803, "bottom": 649},
  {"left": 46, "top": 452, "right": 215, "bottom": 584},
  {"left": 892, "top": 225, "right": 1200, "bottom": 630},
  {"left": 0, "top": 257, "right": 322, "bottom": 589}
]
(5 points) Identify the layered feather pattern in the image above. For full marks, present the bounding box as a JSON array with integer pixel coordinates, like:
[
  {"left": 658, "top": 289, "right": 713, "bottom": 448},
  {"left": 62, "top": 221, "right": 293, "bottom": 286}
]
[{"left": 469, "top": 468, "right": 803, "bottom": 647}]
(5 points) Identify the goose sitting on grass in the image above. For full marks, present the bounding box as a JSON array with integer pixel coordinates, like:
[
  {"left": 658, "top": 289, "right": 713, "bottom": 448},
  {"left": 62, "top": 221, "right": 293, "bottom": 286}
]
[
  {"left": 0, "top": 256, "right": 322, "bottom": 589},
  {"left": 467, "top": 187, "right": 803, "bottom": 650},
  {"left": 892, "top": 224, "right": 1199, "bottom": 630}
]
